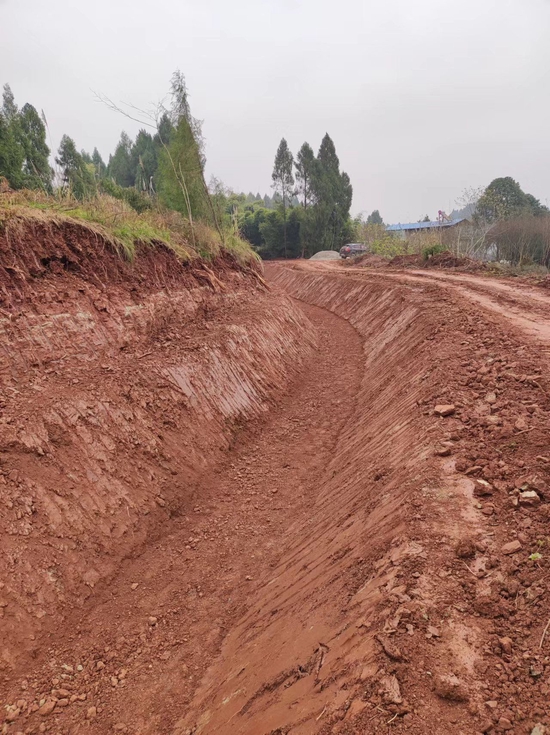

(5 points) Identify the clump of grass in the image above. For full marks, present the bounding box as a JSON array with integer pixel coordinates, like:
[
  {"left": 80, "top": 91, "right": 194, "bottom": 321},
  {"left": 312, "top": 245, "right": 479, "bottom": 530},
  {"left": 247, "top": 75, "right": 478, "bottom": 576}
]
[{"left": 0, "top": 189, "right": 256, "bottom": 266}]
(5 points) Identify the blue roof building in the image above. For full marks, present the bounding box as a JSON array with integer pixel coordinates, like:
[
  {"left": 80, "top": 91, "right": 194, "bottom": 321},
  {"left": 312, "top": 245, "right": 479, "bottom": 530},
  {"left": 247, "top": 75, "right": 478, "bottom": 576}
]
[{"left": 386, "top": 218, "right": 468, "bottom": 237}]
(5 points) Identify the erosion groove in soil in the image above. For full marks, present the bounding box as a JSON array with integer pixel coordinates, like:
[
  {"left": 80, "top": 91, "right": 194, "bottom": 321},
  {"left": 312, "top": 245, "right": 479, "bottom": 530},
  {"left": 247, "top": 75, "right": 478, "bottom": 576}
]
[{"left": 2, "top": 255, "right": 550, "bottom": 735}]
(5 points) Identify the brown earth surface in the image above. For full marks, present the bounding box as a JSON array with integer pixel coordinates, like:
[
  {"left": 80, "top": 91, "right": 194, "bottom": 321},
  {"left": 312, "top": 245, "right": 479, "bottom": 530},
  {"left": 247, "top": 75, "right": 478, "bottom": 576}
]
[{"left": 2, "top": 246, "right": 550, "bottom": 735}]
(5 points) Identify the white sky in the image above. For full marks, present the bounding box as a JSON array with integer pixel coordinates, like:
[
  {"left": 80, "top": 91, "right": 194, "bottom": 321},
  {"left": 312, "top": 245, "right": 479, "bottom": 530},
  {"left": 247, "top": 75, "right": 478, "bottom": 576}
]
[{"left": 2, "top": 0, "right": 550, "bottom": 222}]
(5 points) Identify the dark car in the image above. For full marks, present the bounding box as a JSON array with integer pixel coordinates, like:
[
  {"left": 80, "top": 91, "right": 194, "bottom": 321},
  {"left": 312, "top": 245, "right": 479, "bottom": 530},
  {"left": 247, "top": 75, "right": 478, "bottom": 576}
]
[{"left": 339, "top": 243, "right": 368, "bottom": 259}]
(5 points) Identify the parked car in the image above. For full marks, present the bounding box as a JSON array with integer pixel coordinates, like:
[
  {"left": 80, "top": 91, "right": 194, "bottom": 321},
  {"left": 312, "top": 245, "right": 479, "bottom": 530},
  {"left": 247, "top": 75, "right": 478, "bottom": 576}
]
[{"left": 339, "top": 243, "right": 367, "bottom": 259}]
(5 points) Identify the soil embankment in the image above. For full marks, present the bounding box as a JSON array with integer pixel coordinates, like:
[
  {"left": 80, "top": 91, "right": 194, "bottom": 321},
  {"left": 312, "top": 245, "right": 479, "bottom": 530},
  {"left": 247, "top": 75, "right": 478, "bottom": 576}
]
[
  {"left": 0, "top": 222, "right": 315, "bottom": 675},
  {"left": 2, "top": 253, "right": 550, "bottom": 735},
  {"left": 176, "top": 262, "right": 550, "bottom": 735}
]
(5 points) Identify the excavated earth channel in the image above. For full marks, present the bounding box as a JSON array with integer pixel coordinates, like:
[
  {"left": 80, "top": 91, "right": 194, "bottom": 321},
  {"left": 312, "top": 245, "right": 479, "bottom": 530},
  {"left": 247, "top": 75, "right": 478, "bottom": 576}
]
[{"left": 3, "top": 253, "right": 550, "bottom": 735}]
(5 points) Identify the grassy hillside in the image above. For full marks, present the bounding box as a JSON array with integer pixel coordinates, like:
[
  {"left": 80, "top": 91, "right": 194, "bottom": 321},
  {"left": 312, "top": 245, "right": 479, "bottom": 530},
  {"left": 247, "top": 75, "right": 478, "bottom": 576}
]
[{"left": 0, "top": 189, "right": 257, "bottom": 266}]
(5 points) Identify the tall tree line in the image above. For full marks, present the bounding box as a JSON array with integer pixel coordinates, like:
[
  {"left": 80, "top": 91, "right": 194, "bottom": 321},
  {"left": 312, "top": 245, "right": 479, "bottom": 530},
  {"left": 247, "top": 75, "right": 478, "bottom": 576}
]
[
  {"left": 241, "top": 134, "right": 354, "bottom": 259},
  {"left": 0, "top": 74, "right": 214, "bottom": 226}
]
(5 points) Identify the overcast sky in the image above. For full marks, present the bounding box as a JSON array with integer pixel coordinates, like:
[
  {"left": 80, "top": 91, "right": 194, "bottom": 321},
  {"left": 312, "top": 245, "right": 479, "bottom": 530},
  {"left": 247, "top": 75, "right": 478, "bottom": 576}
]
[{"left": 2, "top": 0, "right": 550, "bottom": 222}]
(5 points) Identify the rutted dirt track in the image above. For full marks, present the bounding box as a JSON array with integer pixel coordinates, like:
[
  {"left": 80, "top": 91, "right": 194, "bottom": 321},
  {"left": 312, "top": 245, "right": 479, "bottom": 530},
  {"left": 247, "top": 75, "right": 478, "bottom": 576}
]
[{"left": 2, "top": 252, "right": 550, "bottom": 735}]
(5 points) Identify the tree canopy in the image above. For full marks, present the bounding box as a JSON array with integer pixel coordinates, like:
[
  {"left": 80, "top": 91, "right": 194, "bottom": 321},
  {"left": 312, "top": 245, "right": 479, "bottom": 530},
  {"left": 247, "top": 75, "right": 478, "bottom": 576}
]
[{"left": 0, "top": 84, "right": 52, "bottom": 191}]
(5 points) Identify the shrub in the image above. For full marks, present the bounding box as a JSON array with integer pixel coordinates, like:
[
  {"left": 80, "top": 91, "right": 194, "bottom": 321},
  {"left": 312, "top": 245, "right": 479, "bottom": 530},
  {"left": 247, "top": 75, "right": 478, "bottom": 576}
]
[{"left": 422, "top": 243, "right": 446, "bottom": 260}]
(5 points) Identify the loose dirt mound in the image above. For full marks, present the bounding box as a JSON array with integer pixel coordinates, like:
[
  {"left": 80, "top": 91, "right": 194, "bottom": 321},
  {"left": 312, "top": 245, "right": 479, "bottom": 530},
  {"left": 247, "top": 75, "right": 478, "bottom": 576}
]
[
  {"left": 389, "top": 250, "right": 487, "bottom": 271},
  {"left": 310, "top": 250, "right": 341, "bottom": 260},
  {"left": 350, "top": 252, "right": 389, "bottom": 268}
]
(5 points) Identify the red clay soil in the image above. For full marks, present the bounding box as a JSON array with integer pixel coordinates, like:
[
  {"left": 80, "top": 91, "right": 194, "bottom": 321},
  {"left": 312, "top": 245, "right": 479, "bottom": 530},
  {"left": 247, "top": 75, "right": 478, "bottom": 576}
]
[
  {"left": 2, "top": 244, "right": 550, "bottom": 735},
  {"left": 388, "top": 251, "right": 487, "bottom": 271}
]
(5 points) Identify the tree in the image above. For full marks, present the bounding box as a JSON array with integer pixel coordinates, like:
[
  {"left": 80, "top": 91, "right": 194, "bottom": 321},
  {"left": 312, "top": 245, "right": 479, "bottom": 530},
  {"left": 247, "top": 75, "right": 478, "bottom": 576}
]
[
  {"left": 2, "top": 84, "right": 18, "bottom": 124},
  {"left": 310, "top": 134, "right": 353, "bottom": 251},
  {"left": 108, "top": 131, "right": 134, "bottom": 187},
  {"left": 157, "top": 73, "right": 210, "bottom": 224},
  {"left": 271, "top": 138, "right": 295, "bottom": 257},
  {"left": 92, "top": 148, "right": 106, "bottom": 179},
  {"left": 0, "top": 111, "right": 24, "bottom": 189},
  {"left": 295, "top": 142, "right": 316, "bottom": 209},
  {"left": 366, "top": 210, "right": 383, "bottom": 225},
  {"left": 56, "top": 134, "right": 95, "bottom": 199},
  {"left": 422, "top": 214, "right": 430, "bottom": 222},
  {"left": 475, "top": 176, "right": 548, "bottom": 224},
  {"left": 0, "top": 85, "right": 24, "bottom": 189},
  {"left": 131, "top": 129, "right": 158, "bottom": 192},
  {"left": 18, "top": 104, "right": 52, "bottom": 191},
  {"left": 476, "top": 177, "right": 531, "bottom": 223}
]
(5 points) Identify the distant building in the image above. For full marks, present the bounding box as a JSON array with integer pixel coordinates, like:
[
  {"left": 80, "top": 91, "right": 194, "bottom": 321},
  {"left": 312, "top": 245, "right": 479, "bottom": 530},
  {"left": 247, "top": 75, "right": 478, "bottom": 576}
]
[{"left": 386, "top": 218, "right": 469, "bottom": 240}]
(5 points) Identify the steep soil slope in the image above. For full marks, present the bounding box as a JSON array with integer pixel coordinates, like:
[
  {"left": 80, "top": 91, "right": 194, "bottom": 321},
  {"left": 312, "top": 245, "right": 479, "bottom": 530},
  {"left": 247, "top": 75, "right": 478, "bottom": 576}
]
[
  {"left": 0, "top": 220, "right": 315, "bottom": 677},
  {"left": 175, "top": 262, "right": 550, "bottom": 735}
]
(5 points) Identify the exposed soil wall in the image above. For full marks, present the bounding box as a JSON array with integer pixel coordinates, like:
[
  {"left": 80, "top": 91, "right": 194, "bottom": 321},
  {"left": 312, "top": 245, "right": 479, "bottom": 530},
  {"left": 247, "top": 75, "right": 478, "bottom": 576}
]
[
  {"left": 175, "top": 263, "right": 550, "bottom": 735},
  {"left": 0, "top": 224, "right": 315, "bottom": 673}
]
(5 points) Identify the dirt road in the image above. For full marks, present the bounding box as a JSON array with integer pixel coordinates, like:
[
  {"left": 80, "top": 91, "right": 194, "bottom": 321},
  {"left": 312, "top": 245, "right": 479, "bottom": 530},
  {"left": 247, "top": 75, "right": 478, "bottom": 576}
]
[{"left": 3, "top": 260, "right": 550, "bottom": 735}]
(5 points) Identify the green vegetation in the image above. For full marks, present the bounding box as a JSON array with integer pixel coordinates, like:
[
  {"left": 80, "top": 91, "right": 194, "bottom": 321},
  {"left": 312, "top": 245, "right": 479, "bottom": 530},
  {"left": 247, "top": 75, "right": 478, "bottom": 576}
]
[
  {"left": 0, "top": 73, "right": 258, "bottom": 267},
  {"left": 0, "top": 73, "right": 358, "bottom": 262},
  {"left": 222, "top": 133, "right": 354, "bottom": 260},
  {"left": 422, "top": 242, "right": 447, "bottom": 260},
  {"left": 0, "top": 189, "right": 256, "bottom": 266}
]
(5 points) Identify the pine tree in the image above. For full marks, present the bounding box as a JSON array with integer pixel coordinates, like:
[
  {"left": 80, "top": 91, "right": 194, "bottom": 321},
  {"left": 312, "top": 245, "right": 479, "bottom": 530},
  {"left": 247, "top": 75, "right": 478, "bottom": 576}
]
[
  {"left": 271, "top": 138, "right": 295, "bottom": 257},
  {"left": 295, "top": 142, "right": 316, "bottom": 209}
]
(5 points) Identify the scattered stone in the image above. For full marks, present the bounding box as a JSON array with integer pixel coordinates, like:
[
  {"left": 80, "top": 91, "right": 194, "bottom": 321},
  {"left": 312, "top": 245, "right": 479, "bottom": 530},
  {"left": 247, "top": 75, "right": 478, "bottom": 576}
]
[
  {"left": 375, "top": 634, "right": 407, "bottom": 661},
  {"left": 148, "top": 616, "right": 158, "bottom": 626},
  {"left": 530, "top": 662, "right": 544, "bottom": 678},
  {"left": 57, "top": 698, "right": 69, "bottom": 707},
  {"left": 455, "top": 537, "right": 476, "bottom": 559},
  {"left": 434, "top": 673, "right": 469, "bottom": 702},
  {"left": 96, "top": 660, "right": 105, "bottom": 670},
  {"left": 501, "top": 540, "right": 522, "bottom": 555},
  {"left": 435, "top": 405, "right": 456, "bottom": 417},
  {"left": 499, "top": 637, "right": 513, "bottom": 654},
  {"left": 473, "top": 479, "right": 493, "bottom": 497},
  {"left": 485, "top": 700, "right": 498, "bottom": 709},
  {"left": 531, "top": 725, "right": 546, "bottom": 735},
  {"left": 485, "top": 392, "right": 497, "bottom": 405},
  {"left": 435, "top": 444, "right": 452, "bottom": 457},
  {"left": 86, "top": 706, "right": 97, "bottom": 720},
  {"left": 38, "top": 699, "right": 57, "bottom": 716},
  {"left": 519, "top": 490, "right": 541, "bottom": 506},
  {"left": 113, "top": 725, "right": 128, "bottom": 732},
  {"left": 4, "top": 706, "right": 20, "bottom": 722},
  {"left": 131, "top": 583, "right": 139, "bottom": 590},
  {"left": 426, "top": 626, "right": 440, "bottom": 638},
  {"left": 498, "top": 717, "right": 513, "bottom": 731},
  {"left": 379, "top": 674, "right": 402, "bottom": 705},
  {"left": 515, "top": 417, "right": 529, "bottom": 431},
  {"left": 465, "top": 466, "right": 482, "bottom": 476}
]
